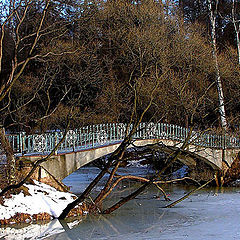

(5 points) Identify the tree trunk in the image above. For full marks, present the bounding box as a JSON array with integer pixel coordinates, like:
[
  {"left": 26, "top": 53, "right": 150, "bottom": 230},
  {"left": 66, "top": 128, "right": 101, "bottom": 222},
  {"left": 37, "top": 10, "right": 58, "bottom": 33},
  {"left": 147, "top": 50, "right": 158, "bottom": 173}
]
[
  {"left": 207, "top": 0, "right": 227, "bottom": 130},
  {"left": 232, "top": 0, "right": 240, "bottom": 66},
  {"left": 0, "top": 127, "right": 16, "bottom": 184}
]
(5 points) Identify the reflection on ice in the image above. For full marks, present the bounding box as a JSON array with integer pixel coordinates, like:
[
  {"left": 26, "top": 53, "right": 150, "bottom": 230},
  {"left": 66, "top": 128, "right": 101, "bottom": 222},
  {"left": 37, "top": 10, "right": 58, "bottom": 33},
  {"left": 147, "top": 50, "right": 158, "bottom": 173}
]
[
  {"left": 0, "top": 218, "right": 86, "bottom": 240},
  {"left": 0, "top": 219, "right": 64, "bottom": 240},
  {"left": 66, "top": 220, "right": 82, "bottom": 230}
]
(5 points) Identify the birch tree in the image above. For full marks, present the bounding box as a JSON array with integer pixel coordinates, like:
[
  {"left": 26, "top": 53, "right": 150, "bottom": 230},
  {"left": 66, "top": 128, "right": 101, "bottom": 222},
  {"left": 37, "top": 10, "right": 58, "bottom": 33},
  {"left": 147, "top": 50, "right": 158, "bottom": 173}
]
[
  {"left": 232, "top": 0, "right": 240, "bottom": 65},
  {"left": 207, "top": 0, "right": 228, "bottom": 130}
]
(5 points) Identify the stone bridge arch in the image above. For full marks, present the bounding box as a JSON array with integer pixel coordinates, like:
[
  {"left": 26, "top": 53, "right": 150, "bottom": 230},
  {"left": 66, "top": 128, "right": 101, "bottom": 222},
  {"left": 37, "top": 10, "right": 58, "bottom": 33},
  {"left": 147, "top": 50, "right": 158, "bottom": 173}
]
[{"left": 21, "top": 139, "right": 239, "bottom": 181}]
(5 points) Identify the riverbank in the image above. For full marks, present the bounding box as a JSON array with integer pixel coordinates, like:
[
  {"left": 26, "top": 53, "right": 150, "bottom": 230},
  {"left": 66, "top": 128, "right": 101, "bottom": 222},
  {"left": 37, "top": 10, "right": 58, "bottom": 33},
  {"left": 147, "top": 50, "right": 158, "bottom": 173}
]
[{"left": 0, "top": 180, "right": 87, "bottom": 225}]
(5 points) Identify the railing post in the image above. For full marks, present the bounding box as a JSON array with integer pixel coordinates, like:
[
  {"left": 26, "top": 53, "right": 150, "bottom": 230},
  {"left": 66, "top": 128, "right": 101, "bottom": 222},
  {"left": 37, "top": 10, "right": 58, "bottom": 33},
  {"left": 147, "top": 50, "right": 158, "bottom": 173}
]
[
  {"left": 106, "top": 123, "right": 109, "bottom": 143},
  {"left": 54, "top": 132, "right": 59, "bottom": 154},
  {"left": 116, "top": 123, "right": 119, "bottom": 140},
  {"left": 79, "top": 127, "right": 82, "bottom": 148},
  {"left": 182, "top": 126, "right": 184, "bottom": 141},
  {"left": 53, "top": 132, "right": 56, "bottom": 155},
  {"left": 88, "top": 125, "right": 91, "bottom": 148},
  {"left": 109, "top": 123, "right": 112, "bottom": 142},
  {"left": 96, "top": 124, "right": 99, "bottom": 145},
  {"left": 143, "top": 122, "right": 146, "bottom": 139},
  {"left": 16, "top": 134, "right": 20, "bottom": 153},
  {"left": 75, "top": 129, "right": 79, "bottom": 149},
  {"left": 88, "top": 126, "right": 91, "bottom": 146},
  {"left": 173, "top": 124, "right": 175, "bottom": 140},
  {"left": 92, "top": 125, "right": 95, "bottom": 148},
  {"left": 113, "top": 123, "right": 115, "bottom": 141},
  {"left": 169, "top": 124, "right": 172, "bottom": 139},
  {"left": 72, "top": 130, "right": 75, "bottom": 152},
  {"left": 19, "top": 132, "right": 24, "bottom": 155},
  {"left": 83, "top": 126, "right": 86, "bottom": 147},
  {"left": 160, "top": 123, "right": 163, "bottom": 139}
]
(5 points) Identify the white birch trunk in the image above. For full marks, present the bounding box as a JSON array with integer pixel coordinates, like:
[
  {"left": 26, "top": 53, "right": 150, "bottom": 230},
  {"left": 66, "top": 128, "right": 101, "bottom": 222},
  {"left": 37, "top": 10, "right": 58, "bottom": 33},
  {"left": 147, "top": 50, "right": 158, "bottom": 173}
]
[
  {"left": 207, "top": 0, "right": 228, "bottom": 130},
  {"left": 232, "top": 0, "right": 240, "bottom": 66}
]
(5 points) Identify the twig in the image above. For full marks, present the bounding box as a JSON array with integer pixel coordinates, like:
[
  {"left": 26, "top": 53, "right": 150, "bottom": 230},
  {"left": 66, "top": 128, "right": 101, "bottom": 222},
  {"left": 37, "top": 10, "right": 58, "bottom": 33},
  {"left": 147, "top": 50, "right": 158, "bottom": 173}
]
[
  {"left": 100, "top": 175, "right": 171, "bottom": 202},
  {"left": 164, "top": 177, "right": 215, "bottom": 208},
  {"left": 155, "top": 177, "right": 201, "bottom": 186}
]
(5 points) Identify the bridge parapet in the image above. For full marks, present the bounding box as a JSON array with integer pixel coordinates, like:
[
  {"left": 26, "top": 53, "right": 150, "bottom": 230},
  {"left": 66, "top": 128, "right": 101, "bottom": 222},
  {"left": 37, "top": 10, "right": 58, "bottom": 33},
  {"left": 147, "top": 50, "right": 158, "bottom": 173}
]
[{"left": 4, "top": 123, "right": 240, "bottom": 156}]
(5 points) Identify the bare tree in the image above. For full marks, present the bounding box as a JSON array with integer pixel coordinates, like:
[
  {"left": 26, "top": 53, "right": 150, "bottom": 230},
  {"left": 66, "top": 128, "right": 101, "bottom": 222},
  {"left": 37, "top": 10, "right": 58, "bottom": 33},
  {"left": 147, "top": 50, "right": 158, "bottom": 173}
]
[{"left": 0, "top": 0, "right": 75, "bottom": 184}]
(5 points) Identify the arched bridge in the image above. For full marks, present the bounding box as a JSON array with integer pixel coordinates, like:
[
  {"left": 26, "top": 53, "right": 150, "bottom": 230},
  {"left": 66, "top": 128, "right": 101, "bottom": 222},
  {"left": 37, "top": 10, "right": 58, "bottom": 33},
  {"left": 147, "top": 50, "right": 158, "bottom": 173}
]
[{"left": 6, "top": 123, "right": 240, "bottom": 180}]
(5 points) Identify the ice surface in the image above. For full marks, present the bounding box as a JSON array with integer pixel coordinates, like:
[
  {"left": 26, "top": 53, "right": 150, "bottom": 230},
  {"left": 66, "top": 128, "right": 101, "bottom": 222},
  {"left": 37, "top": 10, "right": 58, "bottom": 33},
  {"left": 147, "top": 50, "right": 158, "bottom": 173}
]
[{"left": 1, "top": 167, "right": 240, "bottom": 240}]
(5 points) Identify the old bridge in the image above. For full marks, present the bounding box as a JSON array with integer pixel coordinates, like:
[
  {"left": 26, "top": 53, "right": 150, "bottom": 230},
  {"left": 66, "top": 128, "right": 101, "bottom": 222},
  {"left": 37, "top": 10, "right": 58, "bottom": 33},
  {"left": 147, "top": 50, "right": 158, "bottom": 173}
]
[{"left": 6, "top": 123, "right": 240, "bottom": 181}]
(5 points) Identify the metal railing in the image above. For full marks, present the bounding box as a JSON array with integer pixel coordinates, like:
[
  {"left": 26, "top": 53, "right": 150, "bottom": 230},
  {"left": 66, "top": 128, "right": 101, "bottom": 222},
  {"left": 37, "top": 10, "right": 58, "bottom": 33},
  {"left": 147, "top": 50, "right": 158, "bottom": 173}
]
[{"left": 5, "top": 123, "right": 240, "bottom": 155}]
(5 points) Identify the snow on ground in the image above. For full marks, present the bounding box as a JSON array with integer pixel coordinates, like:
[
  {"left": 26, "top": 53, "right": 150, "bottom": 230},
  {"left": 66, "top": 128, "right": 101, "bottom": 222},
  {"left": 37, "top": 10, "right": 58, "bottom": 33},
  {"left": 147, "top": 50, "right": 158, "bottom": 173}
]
[
  {"left": 126, "top": 159, "right": 149, "bottom": 168},
  {"left": 0, "top": 180, "right": 81, "bottom": 220}
]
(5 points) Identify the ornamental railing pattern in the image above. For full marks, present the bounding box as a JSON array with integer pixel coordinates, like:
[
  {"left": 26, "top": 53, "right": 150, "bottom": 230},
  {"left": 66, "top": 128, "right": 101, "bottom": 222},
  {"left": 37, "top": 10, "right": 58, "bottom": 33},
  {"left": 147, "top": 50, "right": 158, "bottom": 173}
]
[{"left": 5, "top": 123, "right": 240, "bottom": 155}]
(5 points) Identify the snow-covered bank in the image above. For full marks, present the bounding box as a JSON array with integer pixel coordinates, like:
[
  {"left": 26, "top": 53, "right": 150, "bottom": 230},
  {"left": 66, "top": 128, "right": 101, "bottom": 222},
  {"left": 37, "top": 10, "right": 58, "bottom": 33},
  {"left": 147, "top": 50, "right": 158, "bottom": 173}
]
[{"left": 0, "top": 180, "right": 87, "bottom": 225}]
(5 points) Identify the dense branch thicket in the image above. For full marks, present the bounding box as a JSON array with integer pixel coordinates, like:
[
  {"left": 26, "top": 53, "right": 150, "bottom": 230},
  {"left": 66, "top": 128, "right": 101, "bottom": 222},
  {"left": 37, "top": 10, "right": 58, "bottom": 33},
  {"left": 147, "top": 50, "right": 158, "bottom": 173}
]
[{"left": 0, "top": 0, "right": 239, "bottom": 133}]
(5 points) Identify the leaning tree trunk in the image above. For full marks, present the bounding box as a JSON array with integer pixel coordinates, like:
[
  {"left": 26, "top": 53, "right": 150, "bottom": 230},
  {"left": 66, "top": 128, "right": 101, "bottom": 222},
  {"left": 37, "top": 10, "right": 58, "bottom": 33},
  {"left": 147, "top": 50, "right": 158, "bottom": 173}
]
[
  {"left": 207, "top": 0, "right": 228, "bottom": 130},
  {"left": 0, "top": 127, "right": 16, "bottom": 185}
]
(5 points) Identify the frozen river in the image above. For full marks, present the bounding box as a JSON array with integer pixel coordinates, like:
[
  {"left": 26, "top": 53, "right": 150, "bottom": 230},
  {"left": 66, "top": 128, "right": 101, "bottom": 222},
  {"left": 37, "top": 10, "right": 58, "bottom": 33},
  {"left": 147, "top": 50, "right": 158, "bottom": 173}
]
[{"left": 1, "top": 166, "right": 240, "bottom": 239}]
